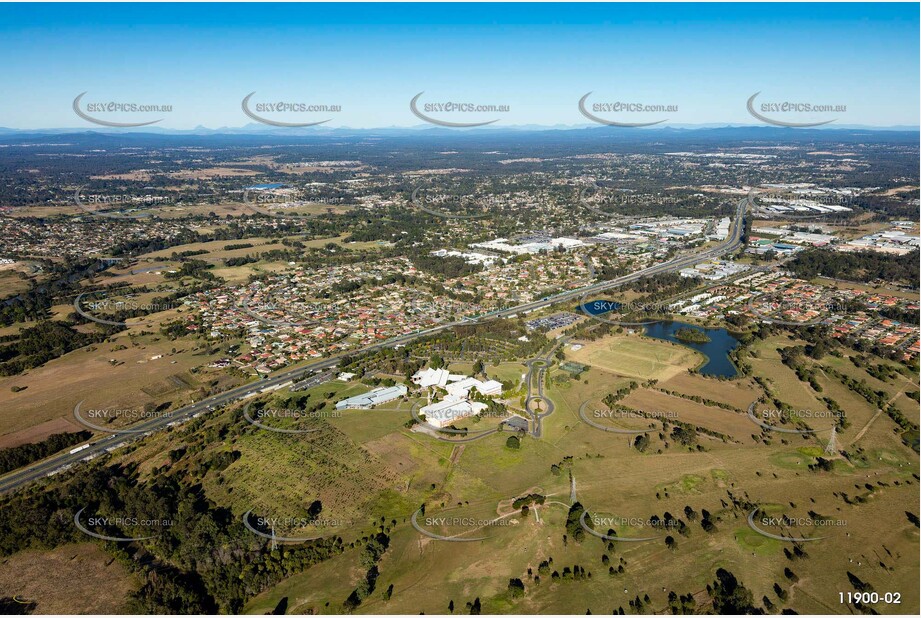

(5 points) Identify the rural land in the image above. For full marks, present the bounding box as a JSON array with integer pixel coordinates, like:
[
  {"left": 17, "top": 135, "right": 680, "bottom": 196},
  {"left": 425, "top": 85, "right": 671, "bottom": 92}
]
[{"left": 0, "top": 125, "right": 917, "bottom": 616}]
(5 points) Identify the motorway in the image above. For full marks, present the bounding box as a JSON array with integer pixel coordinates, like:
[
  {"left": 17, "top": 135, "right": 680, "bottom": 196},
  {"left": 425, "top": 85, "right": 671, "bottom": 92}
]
[{"left": 0, "top": 197, "right": 747, "bottom": 495}]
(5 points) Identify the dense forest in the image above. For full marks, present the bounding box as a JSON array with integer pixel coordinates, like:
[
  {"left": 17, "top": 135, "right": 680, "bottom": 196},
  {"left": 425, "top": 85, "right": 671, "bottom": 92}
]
[
  {"left": 0, "top": 430, "right": 92, "bottom": 475},
  {"left": 789, "top": 248, "right": 920, "bottom": 288}
]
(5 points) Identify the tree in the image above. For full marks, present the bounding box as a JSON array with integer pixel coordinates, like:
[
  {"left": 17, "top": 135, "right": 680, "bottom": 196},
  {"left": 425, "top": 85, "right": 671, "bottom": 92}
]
[
  {"left": 709, "top": 569, "right": 759, "bottom": 614},
  {"left": 507, "top": 578, "right": 525, "bottom": 599}
]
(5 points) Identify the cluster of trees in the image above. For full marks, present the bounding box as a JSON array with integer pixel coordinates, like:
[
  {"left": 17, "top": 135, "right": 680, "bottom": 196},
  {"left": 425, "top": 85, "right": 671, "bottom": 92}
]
[
  {"left": 0, "top": 430, "right": 91, "bottom": 474},
  {"left": 0, "top": 258, "right": 112, "bottom": 326},
  {"left": 163, "top": 259, "right": 220, "bottom": 282},
  {"left": 666, "top": 590, "right": 697, "bottom": 614},
  {"left": 706, "top": 568, "right": 760, "bottom": 614},
  {"left": 224, "top": 255, "right": 258, "bottom": 267},
  {"left": 0, "top": 321, "right": 107, "bottom": 376},
  {"left": 0, "top": 462, "right": 345, "bottom": 613},
  {"left": 512, "top": 493, "right": 545, "bottom": 514},
  {"left": 564, "top": 502, "right": 586, "bottom": 544},
  {"left": 343, "top": 528, "right": 391, "bottom": 612},
  {"left": 789, "top": 248, "right": 920, "bottom": 287},
  {"left": 410, "top": 254, "right": 483, "bottom": 279},
  {"left": 778, "top": 345, "right": 823, "bottom": 392}
]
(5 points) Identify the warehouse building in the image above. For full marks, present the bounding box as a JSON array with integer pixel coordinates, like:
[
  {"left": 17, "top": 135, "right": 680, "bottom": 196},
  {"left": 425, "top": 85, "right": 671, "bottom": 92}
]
[{"left": 335, "top": 385, "right": 407, "bottom": 410}]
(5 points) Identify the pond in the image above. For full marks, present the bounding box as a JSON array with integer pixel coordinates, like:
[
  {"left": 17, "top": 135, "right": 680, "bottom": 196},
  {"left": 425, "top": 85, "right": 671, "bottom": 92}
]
[{"left": 643, "top": 321, "right": 740, "bottom": 378}]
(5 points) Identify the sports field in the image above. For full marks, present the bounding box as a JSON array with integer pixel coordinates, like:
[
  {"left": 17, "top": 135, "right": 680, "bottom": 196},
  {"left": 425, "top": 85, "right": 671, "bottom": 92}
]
[{"left": 567, "top": 334, "right": 702, "bottom": 381}]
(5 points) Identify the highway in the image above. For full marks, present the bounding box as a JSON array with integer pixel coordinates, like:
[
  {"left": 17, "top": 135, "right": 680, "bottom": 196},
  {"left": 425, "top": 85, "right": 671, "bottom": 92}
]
[{"left": 0, "top": 197, "right": 747, "bottom": 495}]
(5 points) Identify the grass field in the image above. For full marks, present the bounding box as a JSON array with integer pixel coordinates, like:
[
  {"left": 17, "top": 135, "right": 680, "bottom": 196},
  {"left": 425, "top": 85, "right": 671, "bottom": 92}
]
[
  {"left": 748, "top": 336, "right": 826, "bottom": 411},
  {"left": 660, "top": 372, "right": 759, "bottom": 410},
  {"left": 621, "top": 388, "right": 758, "bottom": 444},
  {"left": 567, "top": 334, "right": 702, "bottom": 381},
  {"left": 0, "top": 543, "right": 139, "bottom": 614},
  {"left": 0, "top": 329, "right": 231, "bottom": 438},
  {"left": 2, "top": 296, "right": 917, "bottom": 615}
]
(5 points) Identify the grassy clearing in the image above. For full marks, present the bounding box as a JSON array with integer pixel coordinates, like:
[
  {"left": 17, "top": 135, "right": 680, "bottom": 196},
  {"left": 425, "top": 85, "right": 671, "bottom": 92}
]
[
  {"left": 568, "top": 334, "right": 701, "bottom": 381},
  {"left": 660, "top": 372, "right": 759, "bottom": 410},
  {"left": 0, "top": 543, "right": 139, "bottom": 614}
]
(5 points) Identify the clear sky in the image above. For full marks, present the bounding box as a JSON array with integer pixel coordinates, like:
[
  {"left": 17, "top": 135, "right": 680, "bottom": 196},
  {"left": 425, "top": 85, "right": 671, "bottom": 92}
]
[{"left": 0, "top": 2, "right": 917, "bottom": 129}]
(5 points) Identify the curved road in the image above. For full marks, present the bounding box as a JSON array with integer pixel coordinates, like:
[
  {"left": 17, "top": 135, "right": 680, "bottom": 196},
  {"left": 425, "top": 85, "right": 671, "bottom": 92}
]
[{"left": 0, "top": 198, "right": 747, "bottom": 494}]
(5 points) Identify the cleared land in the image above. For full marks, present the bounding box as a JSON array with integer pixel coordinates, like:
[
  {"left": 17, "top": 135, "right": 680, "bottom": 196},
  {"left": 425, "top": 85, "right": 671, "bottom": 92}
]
[{"left": 0, "top": 543, "right": 138, "bottom": 614}]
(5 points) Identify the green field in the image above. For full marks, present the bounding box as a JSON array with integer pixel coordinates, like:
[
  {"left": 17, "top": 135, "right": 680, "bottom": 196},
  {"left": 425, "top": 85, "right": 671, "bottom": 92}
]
[{"left": 567, "top": 334, "right": 702, "bottom": 381}]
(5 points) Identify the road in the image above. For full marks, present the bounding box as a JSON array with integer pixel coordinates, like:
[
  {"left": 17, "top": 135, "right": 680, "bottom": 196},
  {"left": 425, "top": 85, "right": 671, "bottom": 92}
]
[
  {"left": 0, "top": 197, "right": 747, "bottom": 494},
  {"left": 524, "top": 337, "right": 569, "bottom": 438}
]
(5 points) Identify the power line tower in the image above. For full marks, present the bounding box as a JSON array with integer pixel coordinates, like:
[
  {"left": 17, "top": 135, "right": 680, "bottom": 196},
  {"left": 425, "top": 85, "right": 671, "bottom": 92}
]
[
  {"left": 270, "top": 522, "right": 278, "bottom": 552},
  {"left": 824, "top": 426, "right": 838, "bottom": 456}
]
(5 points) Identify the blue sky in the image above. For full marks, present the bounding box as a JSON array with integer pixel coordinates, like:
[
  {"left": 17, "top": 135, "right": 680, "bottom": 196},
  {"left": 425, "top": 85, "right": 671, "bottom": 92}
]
[{"left": 0, "top": 2, "right": 917, "bottom": 129}]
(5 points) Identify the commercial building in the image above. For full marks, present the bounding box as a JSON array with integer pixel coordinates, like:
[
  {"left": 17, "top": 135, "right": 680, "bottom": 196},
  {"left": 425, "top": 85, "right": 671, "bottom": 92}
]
[
  {"left": 335, "top": 385, "right": 408, "bottom": 410},
  {"left": 419, "top": 397, "right": 489, "bottom": 428},
  {"left": 411, "top": 368, "right": 502, "bottom": 396},
  {"left": 412, "top": 366, "right": 505, "bottom": 428}
]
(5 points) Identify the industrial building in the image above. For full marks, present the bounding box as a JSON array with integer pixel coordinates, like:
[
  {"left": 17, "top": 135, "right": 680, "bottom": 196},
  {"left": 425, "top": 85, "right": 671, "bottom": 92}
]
[{"left": 335, "top": 385, "right": 407, "bottom": 410}]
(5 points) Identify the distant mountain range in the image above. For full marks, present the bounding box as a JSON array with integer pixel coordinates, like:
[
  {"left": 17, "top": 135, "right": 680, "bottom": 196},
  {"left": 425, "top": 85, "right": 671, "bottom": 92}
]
[{"left": 0, "top": 123, "right": 917, "bottom": 138}]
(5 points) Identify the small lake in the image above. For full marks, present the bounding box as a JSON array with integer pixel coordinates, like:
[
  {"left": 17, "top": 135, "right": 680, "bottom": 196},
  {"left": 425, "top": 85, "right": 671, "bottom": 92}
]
[
  {"left": 246, "top": 183, "right": 287, "bottom": 190},
  {"left": 643, "top": 321, "right": 740, "bottom": 378}
]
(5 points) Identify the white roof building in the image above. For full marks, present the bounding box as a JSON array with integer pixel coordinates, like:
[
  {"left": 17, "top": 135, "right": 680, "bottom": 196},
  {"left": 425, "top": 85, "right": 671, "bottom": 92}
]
[
  {"left": 411, "top": 367, "right": 453, "bottom": 388},
  {"left": 445, "top": 377, "right": 503, "bottom": 398},
  {"left": 335, "top": 385, "right": 407, "bottom": 410},
  {"left": 420, "top": 396, "right": 489, "bottom": 428}
]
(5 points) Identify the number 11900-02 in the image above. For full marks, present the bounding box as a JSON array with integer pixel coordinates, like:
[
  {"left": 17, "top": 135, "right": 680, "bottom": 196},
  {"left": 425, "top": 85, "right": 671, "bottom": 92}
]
[{"left": 839, "top": 592, "right": 901, "bottom": 605}]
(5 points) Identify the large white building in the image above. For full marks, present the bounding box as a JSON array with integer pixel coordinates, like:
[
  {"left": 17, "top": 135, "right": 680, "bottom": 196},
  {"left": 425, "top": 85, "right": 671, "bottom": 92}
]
[
  {"left": 420, "top": 396, "right": 489, "bottom": 428},
  {"left": 412, "top": 367, "right": 504, "bottom": 428},
  {"left": 335, "top": 385, "right": 407, "bottom": 410},
  {"left": 411, "top": 368, "right": 502, "bottom": 396}
]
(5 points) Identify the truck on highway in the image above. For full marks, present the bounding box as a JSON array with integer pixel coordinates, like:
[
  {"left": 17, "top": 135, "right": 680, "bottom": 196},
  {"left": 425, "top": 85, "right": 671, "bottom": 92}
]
[{"left": 68, "top": 444, "right": 90, "bottom": 455}]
